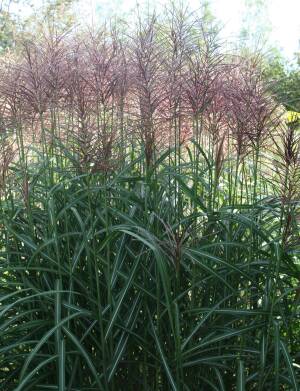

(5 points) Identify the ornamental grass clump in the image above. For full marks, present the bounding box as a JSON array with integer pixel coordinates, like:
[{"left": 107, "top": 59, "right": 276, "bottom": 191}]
[{"left": 0, "top": 6, "right": 299, "bottom": 391}]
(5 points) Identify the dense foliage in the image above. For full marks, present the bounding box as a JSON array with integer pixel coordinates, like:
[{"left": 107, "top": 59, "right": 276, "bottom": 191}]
[
  {"left": 0, "top": 8, "right": 299, "bottom": 390},
  {"left": 264, "top": 51, "right": 300, "bottom": 112}
]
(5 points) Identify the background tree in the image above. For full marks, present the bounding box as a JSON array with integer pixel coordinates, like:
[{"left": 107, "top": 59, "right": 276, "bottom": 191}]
[
  {"left": 264, "top": 52, "right": 300, "bottom": 112},
  {"left": 0, "top": 0, "right": 22, "bottom": 51},
  {"left": 236, "top": 0, "right": 300, "bottom": 112},
  {"left": 0, "top": 0, "right": 78, "bottom": 53}
]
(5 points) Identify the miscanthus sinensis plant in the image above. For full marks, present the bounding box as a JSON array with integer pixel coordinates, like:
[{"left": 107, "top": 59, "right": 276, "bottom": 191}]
[{"left": 0, "top": 6, "right": 299, "bottom": 391}]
